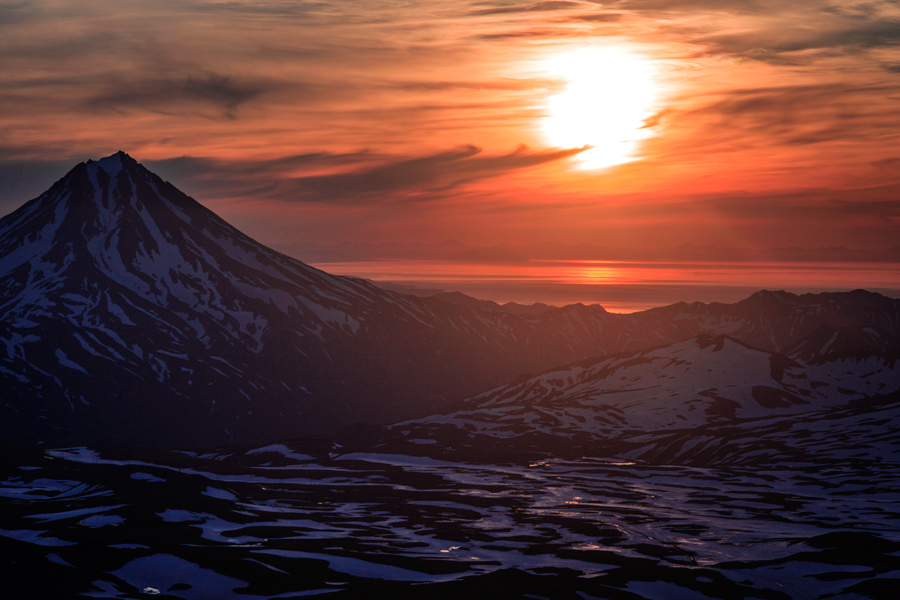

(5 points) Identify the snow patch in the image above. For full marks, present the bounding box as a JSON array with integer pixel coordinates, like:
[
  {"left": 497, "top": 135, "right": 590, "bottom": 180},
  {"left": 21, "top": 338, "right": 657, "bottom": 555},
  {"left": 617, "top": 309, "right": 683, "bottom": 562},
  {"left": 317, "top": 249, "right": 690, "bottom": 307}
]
[{"left": 55, "top": 349, "right": 87, "bottom": 373}]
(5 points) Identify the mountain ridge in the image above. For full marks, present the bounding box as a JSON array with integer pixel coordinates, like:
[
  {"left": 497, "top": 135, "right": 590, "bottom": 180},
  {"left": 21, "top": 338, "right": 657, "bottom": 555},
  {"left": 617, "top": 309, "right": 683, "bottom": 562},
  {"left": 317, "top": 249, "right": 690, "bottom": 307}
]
[
  {"left": 1, "top": 152, "right": 899, "bottom": 448},
  {"left": 384, "top": 333, "right": 900, "bottom": 465}
]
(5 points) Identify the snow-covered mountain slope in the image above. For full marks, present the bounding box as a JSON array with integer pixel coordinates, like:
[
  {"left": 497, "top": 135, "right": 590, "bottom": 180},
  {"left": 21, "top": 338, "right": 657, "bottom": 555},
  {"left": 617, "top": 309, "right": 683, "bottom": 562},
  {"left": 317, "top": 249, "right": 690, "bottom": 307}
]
[
  {"left": 1, "top": 152, "right": 898, "bottom": 448},
  {"left": 388, "top": 335, "right": 900, "bottom": 465},
  {"left": 1, "top": 153, "right": 456, "bottom": 444},
  {"left": 0, "top": 153, "right": 679, "bottom": 446}
]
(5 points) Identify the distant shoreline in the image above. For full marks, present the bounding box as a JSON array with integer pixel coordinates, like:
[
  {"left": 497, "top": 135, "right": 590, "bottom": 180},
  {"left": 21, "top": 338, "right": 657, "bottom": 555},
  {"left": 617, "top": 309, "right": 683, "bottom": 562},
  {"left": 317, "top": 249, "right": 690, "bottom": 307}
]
[{"left": 309, "top": 258, "right": 900, "bottom": 313}]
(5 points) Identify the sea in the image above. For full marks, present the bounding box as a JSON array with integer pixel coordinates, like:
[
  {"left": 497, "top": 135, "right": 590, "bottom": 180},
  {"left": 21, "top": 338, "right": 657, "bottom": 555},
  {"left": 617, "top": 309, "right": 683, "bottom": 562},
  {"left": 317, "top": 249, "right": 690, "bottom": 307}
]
[{"left": 309, "top": 259, "right": 900, "bottom": 312}]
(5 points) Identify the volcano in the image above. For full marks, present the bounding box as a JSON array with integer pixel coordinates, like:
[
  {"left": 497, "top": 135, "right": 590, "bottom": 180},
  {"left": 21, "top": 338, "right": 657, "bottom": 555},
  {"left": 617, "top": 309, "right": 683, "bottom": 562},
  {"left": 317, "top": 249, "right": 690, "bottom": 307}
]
[
  {"left": 1, "top": 152, "right": 898, "bottom": 448},
  {"left": 0, "top": 152, "right": 636, "bottom": 446}
]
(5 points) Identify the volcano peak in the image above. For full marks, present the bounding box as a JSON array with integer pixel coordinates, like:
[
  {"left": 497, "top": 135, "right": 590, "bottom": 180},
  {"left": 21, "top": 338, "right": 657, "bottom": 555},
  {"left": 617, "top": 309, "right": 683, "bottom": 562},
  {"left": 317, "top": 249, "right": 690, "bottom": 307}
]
[{"left": 86, "top": 150, "right": 136, "bottom": 179}]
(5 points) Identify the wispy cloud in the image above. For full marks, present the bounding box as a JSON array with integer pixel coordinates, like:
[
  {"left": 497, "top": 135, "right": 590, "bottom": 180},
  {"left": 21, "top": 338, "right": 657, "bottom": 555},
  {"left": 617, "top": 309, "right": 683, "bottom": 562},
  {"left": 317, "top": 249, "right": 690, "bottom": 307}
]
[
  {"left": 2, "top": 0, "right": 900, "bottom": 250},
  {"left": 0, "top": 1, "right": 38, "bottom": 27},
  {"left": 689, "top": 186, "right": 900, "bottom": 221},
  {"left": 148, "top": 145, "right": 587, "bottom": 204},
  {"left": 88, "top": 72, "right": 266, "bottom": 118},
  {"left": 573, "top": 13, "right": 623, "bottom": 23},
  {"left": 468, "top": 1, "right": 583, "bottom": 16},
  {"left": 695, "top": 19, "right": 900, "bottom": 60},
  {"left": 284, "top": 145, "right": 588, "bottom": 202},
  {"left": 672, "top": 83, "right": 900, "bottom": 149}
]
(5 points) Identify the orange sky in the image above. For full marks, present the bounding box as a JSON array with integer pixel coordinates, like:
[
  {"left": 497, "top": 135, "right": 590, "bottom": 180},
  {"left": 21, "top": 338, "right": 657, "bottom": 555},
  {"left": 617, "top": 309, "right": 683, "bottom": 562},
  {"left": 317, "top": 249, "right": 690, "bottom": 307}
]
[{"left": 2, "top": 0, "right": 900, "bottom": 251}]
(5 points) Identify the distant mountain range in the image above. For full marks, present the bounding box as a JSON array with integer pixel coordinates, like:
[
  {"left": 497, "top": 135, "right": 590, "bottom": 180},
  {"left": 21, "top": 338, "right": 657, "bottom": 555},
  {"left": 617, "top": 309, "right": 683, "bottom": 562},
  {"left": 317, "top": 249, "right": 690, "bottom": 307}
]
[{"left": 1, "top": 152, "right": 899, "bottom": 449}]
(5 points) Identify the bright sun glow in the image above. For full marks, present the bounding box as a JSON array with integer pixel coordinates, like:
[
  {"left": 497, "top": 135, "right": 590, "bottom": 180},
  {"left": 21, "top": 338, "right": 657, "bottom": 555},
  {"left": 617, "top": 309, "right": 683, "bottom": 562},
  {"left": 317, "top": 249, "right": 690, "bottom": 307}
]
[{"left": 543, "top": 47, "right": 657, "bottom": 169}]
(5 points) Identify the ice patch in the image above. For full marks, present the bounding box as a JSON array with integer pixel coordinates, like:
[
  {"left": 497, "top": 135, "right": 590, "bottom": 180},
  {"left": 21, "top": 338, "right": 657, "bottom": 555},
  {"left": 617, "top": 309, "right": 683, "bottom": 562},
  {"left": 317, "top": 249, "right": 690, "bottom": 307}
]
[
  {"left": 245, "top": 444, "right": 315, "bottom": 461},
  {"left": 255, "top": 549, "right": 441, "bottom": 582},
  {"left": 158, "top": 509, "right": 205, "bottom": 523},
  {"left": 55, "top": 349, "right": 87, "bottom": 373},
  {"left": 29, "top": 505, "right": 126, "bottom": 523},
  {"left": 46, "top": 553, "right": 74, "bottom": 567},
  {"left": 112, "top": 554, "right": 249, "bottom": 599},
  {"left": 0, "top": 527, "right": 76, "bottom": 546},
  {"left": 203, "top": 487, "right": 237, "bottom": 501},
  {"left": 79, "top": 514, "right": 124, "bottom": 528},
  {"left": 130, "top": 472, "right": 165, "bottom": 482}
]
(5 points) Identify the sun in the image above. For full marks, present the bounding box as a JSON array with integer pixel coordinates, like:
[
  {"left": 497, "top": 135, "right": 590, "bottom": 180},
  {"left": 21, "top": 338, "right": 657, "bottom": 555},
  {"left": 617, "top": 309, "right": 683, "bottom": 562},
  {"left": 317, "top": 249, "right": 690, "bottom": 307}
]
[{"left": 542, "top": 47, "right": 657, "bottom": 169}]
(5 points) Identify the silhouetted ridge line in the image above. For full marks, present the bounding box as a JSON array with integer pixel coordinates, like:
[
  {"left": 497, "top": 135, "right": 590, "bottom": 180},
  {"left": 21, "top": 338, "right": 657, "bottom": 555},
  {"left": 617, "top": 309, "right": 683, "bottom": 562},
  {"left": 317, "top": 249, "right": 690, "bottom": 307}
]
[{"left": 1, "top": 153, "right": 898, "bottom": 448}]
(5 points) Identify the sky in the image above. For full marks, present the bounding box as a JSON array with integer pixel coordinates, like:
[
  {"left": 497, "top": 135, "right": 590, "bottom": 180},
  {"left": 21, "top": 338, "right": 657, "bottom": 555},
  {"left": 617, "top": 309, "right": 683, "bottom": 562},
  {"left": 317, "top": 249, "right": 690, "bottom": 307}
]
[{"left": 2, "top": 0, "right": 900, "bottom": 253}]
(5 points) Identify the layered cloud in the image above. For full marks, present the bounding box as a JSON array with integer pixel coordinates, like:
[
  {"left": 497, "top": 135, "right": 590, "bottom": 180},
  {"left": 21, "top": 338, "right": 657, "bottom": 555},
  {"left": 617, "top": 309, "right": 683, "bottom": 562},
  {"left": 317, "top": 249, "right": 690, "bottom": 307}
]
[
  {"left": 0, "top": 0, "right": 898, "bottom": 250},
  {"left": 140, "top": 146, "right": 587, "bottom": 205},
  {"left": 87, "top": 73, "right": 265, "bottom": 117}
]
